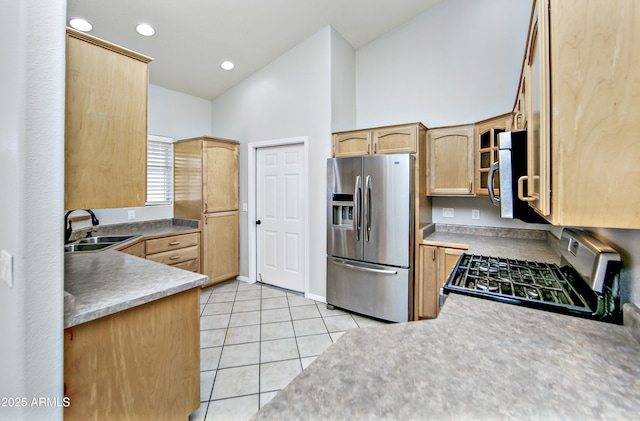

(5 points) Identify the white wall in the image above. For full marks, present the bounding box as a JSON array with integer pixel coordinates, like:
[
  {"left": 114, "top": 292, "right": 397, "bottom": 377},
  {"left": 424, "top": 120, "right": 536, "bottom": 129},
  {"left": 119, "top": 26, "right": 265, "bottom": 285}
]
[
  {"left": 0, "top": 0, "right": 65, "bottom": 419},
  {"left": 330, "top": 28, "right": 357, "bottom": 132},
  {"left": 431, "top": 196, "right": 550, "bottom": 230},
  {"left": 356, "top": 0, "right": 531, "bottom": 128},
  {"left": 210, "top": 27, "right": 333, "bottom": 299},
  {"left": 70, "top": 84, "right": 213, "bottom": 228},
  {"left": 355, "top": 0, "right": 535, "bottom": 228}
]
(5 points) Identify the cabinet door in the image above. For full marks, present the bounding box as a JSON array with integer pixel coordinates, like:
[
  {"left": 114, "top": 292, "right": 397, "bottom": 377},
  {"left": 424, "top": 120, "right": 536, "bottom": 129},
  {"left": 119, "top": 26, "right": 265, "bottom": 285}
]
[
  {"left": 438, "top": 247, "right": 465, "bottom": 289},
  {"left": 373, "top": 124, "right": 417, "bottom": 154},
  {"left": 332, "top": 130, "right": 372, "bottom": 157},
  {"left": 64, "top": 289, "right": 200, "bottom": 420},
  {"left": 174, "top": 140, "right": 204, "bottom": 220},
  {"left": 523, "top": 0, "right": 551, "bottom": 216},
  {"left": 417, "top": 245, "right": 438, "bottom": 320},
  {"left": 203, "top": 141, "right": 239, "bottom": 213},
  {"left": 426, "top": 125, "right": 475, "bottom": 195},
  {"left": 475, "top": 114, "right": 512, "bottom": 197},
  {"left": 203, "top": 211, "right": 239, "bottom": 285},
  {"left": 548, "top": 0, "right": 640, "bottom": 228},
  {"left": 65, "top": 30, "right": 150, "bottom": 210},
  {"left": 513, "top": 74, "right": 527, "bottom": 131},
  {"left": 117, "top": 241, "right": 145, "bottom": 258}
]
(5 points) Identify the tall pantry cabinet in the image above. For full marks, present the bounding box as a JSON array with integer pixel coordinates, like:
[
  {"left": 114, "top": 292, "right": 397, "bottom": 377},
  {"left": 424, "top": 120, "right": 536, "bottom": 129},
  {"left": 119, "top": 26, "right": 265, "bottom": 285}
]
[{"left": 174, "top": 136, "right": 240, "bottom": 287}]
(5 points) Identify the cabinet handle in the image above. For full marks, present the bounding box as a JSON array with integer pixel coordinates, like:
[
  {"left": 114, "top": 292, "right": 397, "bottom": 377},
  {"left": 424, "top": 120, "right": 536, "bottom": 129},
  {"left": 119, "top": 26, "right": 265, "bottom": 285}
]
[
  {"left": 432, "top": 248, "right": 436, "bottom": 260},
  {"left": 514, "top": 112, "right": 523, "bottom": 130},
  {"left": 169, "top": 241, "right": 180, "bottom": 246},
  {"left": 169, "top": 255, "right": 181, "bottom": 260},
  {"left": 517, "top": 176, "right": 536, "bottom": 202}
]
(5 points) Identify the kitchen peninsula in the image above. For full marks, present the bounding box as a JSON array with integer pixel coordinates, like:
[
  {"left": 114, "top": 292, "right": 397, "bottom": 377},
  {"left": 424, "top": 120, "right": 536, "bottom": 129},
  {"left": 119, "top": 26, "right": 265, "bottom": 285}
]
[
  {"left": 254, "top": 295, "right": 640, "bottom": 420},
  {"left": 63, "top": 219, "right": 208, "bottom": 420}
]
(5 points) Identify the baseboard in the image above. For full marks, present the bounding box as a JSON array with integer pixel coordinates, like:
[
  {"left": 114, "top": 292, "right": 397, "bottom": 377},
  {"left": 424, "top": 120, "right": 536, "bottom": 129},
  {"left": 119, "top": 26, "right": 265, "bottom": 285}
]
[
  {"left": 306, "top": 292, "right": 326, "bottom": 303},
  {"left": 236, "top": 275, "right": 251, "bottom": 283}
]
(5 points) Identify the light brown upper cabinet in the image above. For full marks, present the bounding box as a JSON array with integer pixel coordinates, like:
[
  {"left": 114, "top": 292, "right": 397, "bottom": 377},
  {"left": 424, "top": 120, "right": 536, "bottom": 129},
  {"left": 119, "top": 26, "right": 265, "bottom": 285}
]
[
  {"left": 475, "top": 113, "right": 512, "bottom": 197},
  {"left": 426, "top": 125, "right": 475, "bottom": 196},
  {"left": 512, "top": 73, "right": 527, "bottom": 131},
  {"left": 64, "top": 28, "right": 152, "bottom": 210},
  {"left": 332, "top": 123, "right": 424, "bottom": 157},
  {"left": 332, "top": 129, "right": 372, "bottom": 157},
  {"left": 518, "top": 0, "right": 640, "bottom": 228}
]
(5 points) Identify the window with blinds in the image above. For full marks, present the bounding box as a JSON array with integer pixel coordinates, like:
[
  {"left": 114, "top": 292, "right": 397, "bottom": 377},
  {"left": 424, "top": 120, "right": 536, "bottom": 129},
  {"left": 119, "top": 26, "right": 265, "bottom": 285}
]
[{"left": 146, "top": 135, "right": 173, "bottom": 205}]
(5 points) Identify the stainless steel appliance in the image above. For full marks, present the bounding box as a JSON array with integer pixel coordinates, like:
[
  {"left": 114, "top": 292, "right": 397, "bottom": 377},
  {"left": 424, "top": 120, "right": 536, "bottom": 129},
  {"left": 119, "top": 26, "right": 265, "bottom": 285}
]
[
  {"left": 488, "top": 130, "right": 547, "bottom": 224},
  {"left": 326, "top": 154, "right": 414, "bottom": 322},
  {"left": 443, "top": 228, "right": 622, "bottom": 323}
]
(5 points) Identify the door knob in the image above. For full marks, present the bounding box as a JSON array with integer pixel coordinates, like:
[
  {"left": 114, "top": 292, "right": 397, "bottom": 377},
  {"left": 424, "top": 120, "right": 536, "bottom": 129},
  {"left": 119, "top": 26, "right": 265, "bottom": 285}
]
[{"left": 256, "top": 220, "right": 261, "bottom": 225}]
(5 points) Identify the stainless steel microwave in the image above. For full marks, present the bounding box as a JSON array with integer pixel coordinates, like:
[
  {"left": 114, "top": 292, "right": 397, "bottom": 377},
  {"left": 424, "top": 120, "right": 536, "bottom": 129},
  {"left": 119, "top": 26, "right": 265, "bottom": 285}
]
[{"left": 488, "top": 130, "right": 548, "bottom": 224}]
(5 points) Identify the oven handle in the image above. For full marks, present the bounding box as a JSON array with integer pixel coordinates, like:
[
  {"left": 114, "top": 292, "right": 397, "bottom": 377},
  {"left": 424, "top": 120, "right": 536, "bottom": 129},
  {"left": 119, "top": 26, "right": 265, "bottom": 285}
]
[{"left": 488, "top": 162, "right": 500, "bottom": 206}]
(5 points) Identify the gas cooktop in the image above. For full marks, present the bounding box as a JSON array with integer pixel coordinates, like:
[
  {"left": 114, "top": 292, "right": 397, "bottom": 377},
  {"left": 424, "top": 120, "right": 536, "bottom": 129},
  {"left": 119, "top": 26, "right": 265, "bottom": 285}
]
[{"left": 443, "top": 229, "right": 622, "bottom": 323}]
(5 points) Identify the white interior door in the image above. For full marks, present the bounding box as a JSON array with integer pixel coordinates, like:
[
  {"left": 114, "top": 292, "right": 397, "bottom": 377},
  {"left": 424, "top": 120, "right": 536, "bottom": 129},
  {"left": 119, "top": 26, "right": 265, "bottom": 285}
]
[{"left": 256, "top": 143, "right": 305, "bottom": 292}]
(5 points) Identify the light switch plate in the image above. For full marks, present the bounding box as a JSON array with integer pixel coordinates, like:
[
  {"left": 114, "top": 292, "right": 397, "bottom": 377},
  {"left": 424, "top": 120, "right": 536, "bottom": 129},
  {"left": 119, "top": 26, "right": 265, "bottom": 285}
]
[
  {"left": 442, "top": 208, "right": 454, "bottom": 218},
  {"left": 0, "top": 250, "right": 13, "bottom": 288},
  {"left": 472, "top": 209, "right": 480, "bottom": 220}
]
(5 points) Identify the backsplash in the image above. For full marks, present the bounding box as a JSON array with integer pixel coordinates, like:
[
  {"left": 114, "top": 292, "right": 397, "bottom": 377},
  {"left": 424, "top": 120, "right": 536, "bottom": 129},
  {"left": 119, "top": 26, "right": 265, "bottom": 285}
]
[
  {"left": 434, "top": 223, "right": 549, "bottom": 241},
  {"left": 68, "top": 218, "right": 198, "bottom": 242}
]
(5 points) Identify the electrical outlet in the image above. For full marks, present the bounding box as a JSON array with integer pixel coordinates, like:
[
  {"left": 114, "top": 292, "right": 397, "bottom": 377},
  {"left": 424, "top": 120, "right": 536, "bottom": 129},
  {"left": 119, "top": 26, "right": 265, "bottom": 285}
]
[
  {"left": 128, "top": 210, "right": 136, "bottom": 220},
  {"left": 472, "top": 209, "right": 480, "bottom": 220},
  {"left": 442, "top": 208, "right": 454, "bottom": 218},
  {"left": 1, "top": 250, "right": 13, "bottom": 288}
]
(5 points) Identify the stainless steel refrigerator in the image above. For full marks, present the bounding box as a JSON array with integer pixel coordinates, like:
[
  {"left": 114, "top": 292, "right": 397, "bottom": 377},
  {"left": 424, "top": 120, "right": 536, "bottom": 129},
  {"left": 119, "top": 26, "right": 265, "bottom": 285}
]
[{"left": 326, "top": 154, "right": 414, "bottom": 322}]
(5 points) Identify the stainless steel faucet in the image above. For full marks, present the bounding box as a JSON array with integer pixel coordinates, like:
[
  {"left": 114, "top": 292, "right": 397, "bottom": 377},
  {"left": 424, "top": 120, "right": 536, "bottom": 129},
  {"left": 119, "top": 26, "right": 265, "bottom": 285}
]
[{"left": 64, "top": 210, "right": 100, "bottom": 244}]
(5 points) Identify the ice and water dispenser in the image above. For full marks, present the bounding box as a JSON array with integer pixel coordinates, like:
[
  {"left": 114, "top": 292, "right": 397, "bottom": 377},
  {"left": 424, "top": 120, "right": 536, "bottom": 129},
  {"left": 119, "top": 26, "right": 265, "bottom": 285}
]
[{"left": 331, "top": 193, "right": 354, "bottom": 227}]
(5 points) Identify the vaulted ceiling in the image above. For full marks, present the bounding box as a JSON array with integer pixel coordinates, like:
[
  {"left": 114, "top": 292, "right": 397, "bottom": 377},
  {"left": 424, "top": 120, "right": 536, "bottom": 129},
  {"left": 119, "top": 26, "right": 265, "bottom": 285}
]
[{"left": 67, "top": 0, "right": 444, "bottom": 100}]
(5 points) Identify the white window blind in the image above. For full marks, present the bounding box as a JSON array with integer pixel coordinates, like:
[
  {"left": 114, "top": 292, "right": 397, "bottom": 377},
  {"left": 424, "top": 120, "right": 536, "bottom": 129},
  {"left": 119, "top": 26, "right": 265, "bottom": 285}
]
[{"left": 146, "top": 135, "right": 173, "bottom": 205}]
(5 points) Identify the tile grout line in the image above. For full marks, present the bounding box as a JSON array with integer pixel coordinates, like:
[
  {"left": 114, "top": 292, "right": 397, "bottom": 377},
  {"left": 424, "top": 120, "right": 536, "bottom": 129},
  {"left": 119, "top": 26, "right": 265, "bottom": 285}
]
[
  {"left": 204, "top": 281, "right": 239, "bottom": 418},
  {"left": 257, "top": 283, "right": 263, "bottom": 411},
  {"left": 287, "top": 293, "right": 304, "bottom": 375}
]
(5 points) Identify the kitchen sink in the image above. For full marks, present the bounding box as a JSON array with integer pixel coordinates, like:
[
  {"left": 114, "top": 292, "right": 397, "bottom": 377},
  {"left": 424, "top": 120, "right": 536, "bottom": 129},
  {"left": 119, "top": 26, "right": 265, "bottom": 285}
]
[
  {"left": 64, "top": 235, "right": 139, "bottom": 253},
  {"left": 65, "top": 243, "right": 113, "bottom": 252},
  {"left": 76, "top": 235, "right": 136, "bottom": 244}
]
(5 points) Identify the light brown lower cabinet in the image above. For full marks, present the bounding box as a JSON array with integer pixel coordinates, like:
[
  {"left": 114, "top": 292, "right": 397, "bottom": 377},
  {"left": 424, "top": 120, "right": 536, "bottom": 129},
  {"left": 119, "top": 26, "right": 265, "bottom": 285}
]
[
  {"left": 64, "top": 288, "right": 200, "bottom": 420},
  {"left": 117, "top": 240, "right": 144, "bottom": 258},
  {"left": 116, "top": 231, "right": 202, "bottom": 273},
  {"left": 203, "top": 211, "right": 239, "bottom": 286},
  {"left": 416, "top": 244, "right": 467, "bottom": 319}
]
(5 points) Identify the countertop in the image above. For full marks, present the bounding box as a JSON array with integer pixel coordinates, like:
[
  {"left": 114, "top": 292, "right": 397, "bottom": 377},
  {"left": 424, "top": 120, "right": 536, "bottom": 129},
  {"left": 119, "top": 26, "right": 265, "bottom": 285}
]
[
  {"left": 64, "top": 219, "right": 208, "bottom": 328},
  {"left": 254, "top": 294, "right": 640, "bottom": 420},
  {"left": 422, "top": 223, "right": 561, "bottom": 264}
]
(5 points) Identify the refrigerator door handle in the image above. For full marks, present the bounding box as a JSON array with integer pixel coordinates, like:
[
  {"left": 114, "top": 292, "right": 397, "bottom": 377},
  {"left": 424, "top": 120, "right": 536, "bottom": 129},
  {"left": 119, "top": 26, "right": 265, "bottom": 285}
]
[
  {"left": 354, "top": 175, "right": 361, "bottom": 241},
  {"left": 333, "top": 260, "right": 398, "bottom": 275},
  {"left": 364, "top": 175, "right": 371, "bottom": 242}
]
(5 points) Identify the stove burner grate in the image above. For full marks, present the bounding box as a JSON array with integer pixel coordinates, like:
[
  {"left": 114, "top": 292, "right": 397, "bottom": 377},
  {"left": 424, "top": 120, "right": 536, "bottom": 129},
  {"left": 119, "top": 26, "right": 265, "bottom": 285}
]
[{"left": 446, "top": 254, "right": 591, "bottom": 313}]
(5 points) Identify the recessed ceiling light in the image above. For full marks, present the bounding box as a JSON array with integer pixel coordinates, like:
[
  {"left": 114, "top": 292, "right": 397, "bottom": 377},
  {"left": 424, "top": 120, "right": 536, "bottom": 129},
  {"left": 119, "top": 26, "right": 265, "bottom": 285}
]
[
  {"left": 221, "top": 61, "right": 235, "bottom": 70},
  {"left": 69, "top": 18, "right": 93, "bottom": 32},
  {"left": 135, "top": 23, "right": 155, "bottom": 37}
]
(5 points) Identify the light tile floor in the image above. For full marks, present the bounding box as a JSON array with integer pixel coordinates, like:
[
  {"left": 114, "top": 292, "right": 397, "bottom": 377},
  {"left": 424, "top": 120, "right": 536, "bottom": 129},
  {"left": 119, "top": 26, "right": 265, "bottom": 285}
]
[{"left": 189, "top": 280, "right": 387, "bottom": 421}]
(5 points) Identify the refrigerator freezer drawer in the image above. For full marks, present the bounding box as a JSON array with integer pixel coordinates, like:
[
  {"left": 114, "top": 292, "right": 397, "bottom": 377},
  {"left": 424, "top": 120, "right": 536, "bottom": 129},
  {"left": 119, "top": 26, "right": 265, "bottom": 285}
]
[{"left": 326, "top": 257, "right": 411, "bottom": 323}]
